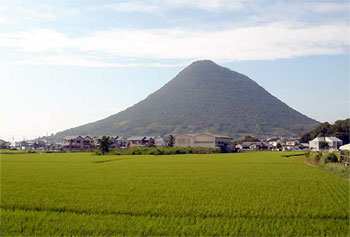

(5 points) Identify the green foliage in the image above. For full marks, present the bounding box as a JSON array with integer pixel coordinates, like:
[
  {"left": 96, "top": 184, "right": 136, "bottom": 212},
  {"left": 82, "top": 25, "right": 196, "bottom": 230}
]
[
  {"left": 300, "top": 118, "right": 350, "bottom": 144},
  {"left": 55, "top": 61, "right": 318, "bottom": 139},
  {"left": 339, "top": 150, "right": 350, "bottom": 163},
  {"left": 110, "top": 146, "right": 219, "bottom": 156},
  {"left": 237, "top": 135, "right": 260, "bottom": 144},
  {"left": 98, "top": 136, "right": 111, "bottom": 155},
  {"left": 307, "top": 151, "right": 323, "bottom": 163},
  {"left": 305, "top": 151, "right": 338, "bottom": 165},
  {"left": 1, "top": 152, "right": 349, "bottom": 236},
  {"left": 0, "top": 149, "right": 36, "bottom": 154},
  {"left": 319, "top": 152, "right": 338, "bottom": 166},
  {"left": 322, "top": 163, "right": 350, "bottom": 180},
  {"left": 304, "top": 150, "right": 311, "bottom": 158}
]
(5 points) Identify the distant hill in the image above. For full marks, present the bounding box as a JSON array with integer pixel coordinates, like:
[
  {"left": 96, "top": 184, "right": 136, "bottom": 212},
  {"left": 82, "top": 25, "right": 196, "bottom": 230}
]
[
  {"left": 300, "top": 118, "right": 350, "bottom": 144},
  {"left": 56, "top": 60, "right": 319, "bottom": 139}
]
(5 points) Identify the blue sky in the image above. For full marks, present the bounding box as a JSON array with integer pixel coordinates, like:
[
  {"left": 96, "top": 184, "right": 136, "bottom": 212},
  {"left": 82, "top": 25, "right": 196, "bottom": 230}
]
[{"left": 0, "top": 0, "right": 349, "bottom": 141}]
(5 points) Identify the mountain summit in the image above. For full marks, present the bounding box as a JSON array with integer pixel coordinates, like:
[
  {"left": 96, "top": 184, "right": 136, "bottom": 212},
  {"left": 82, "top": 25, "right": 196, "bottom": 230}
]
[{"left": 56, "top": 60, "right": 318, "bottom": 138}]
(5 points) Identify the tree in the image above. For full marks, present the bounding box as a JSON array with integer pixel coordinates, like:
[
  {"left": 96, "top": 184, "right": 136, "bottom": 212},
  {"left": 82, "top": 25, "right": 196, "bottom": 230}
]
[
  {"left": 98, "top": 136, "right": 111, "bottom": 155},
  {"left": 319, "top": 141, "right": 329, "bottom": 150},
  {"left": 237, "top": 135, "right": 260, "bottom": 144},
  {"left": 300, "top": 118, "right": 350, "bottom": 144},
  {"left": 167, "top": 135, "right": 175, "bottom": 147}
]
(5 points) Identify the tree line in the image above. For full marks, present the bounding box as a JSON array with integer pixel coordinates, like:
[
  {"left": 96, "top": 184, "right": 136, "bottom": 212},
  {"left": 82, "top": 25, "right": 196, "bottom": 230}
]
[{"left": 300, "top": 118, "right": 350, "bottom": 144}]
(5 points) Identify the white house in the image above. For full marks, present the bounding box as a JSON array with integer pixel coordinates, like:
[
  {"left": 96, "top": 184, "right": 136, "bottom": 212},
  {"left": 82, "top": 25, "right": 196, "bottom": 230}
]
[
  {"left": 325, "top": 137, "right": 343, "bottom": 150},
  {"left": 309, "top": 137, "right": 343, "bottom": 151},
  {"left": 284, "top": 139, "right": 300, "bottom": 150},
  {"left": 285, "top": 140, "right": 299, "bottom": 147},
  {"left": 266, "top": 137, "right": 283, "bottom": 147}
]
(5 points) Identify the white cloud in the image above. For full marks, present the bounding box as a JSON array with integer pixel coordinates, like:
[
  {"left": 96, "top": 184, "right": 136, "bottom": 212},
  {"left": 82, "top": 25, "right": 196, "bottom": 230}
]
[
  {"left": 159, "top": 0, "right": 244, "bottom": 11},
  {"left": 0, "top": 4, "right": 56, "bottom": 25},
  {"left": 0, "top": 23, "right": 349, "bottom": 67},
  {"left": 0, "top": 15, "right": 10, "bottom": 24},
  {"left": 13, "top": 53, "right": 186, "bottom": 68},
  {"left": 0, "top": 4, "right": 12, "bottom": 24},
  {"left": 23, "top": 9, "right": 56, "bottom": 20},
  {"left": 90, "top": 1, "right": 158, "bottom": 12},
  {"left": 90, "top": 0, "right": 245, "bottom": 13},
  {"left": 65, "top": 9, "right": 80, "bottom": 16},
  {"left": 89, "top": 1, "right": 348, "bottom": 14},
  {"left": 0, "top": 29, "right": 71, "bottom": 53}
]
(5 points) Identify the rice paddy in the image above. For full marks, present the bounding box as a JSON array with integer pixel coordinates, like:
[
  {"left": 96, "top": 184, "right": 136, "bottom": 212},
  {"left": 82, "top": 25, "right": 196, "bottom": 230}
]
[{"left": 1, "top": 152, "right": 349, "bottom": 236}]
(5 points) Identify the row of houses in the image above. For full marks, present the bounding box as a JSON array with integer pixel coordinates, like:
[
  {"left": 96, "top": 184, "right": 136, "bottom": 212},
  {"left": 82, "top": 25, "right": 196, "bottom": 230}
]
[
  {"left": 234, "top": 136, "right": 344, "bottom": 152},
  {"left": 235, "top": 137, "right": 309, "bottom": 151},
  {"left": 4, "top": 134, "right": 346, "bottom": 152},
  {"left": 3, "top": 136, "right": 166, "bottom": 151},
  {"left": 0, "top": 139, "right": 53, "bottom": 150},
  {"left": 62, "top": 135, "right": 170, "bottom": 151},
  {"left": 62, "top": 134, "right": 234, "bottom": 151},
  {"left": 61, "top": 134, "right": 344, "bottom": 152},
  {"left": 12, "top": 140, "right": 61, "bottom": 150}
]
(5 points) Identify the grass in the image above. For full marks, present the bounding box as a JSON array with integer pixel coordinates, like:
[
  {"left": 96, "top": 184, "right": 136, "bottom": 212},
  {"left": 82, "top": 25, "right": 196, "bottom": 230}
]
[
  {"left": 303, "top": 151, "right": 350, "bottom": 180},
  {"left": 321, "top": 163, "right": 350, "bottom": 180},
  {"left": 1, "top": 152, "right": 349, "bottom": 236}
]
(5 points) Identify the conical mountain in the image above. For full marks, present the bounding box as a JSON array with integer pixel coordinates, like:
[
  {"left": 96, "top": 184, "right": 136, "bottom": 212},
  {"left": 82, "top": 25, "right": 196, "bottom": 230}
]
[{"left": 56, "top": 60, "right": 318, "bottom": 138}]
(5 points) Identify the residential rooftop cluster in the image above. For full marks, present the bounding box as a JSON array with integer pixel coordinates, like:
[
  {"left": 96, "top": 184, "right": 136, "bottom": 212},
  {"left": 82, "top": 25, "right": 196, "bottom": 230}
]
[
  {"left": 0, "top": 134, "right": 348, "bottom": 153},
  {"left": 235, "top": 136, "right": 344, "bottom": 152}
]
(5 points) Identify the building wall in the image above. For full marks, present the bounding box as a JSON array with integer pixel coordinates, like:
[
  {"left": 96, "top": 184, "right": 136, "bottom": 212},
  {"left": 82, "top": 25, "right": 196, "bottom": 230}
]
[
  {"left": 309, "top": 140, "right": 320, "bottom": 151},
  {"left": 269, "top": 141, "right": 280, "bottom": 147},
  {"left": 325, "top": 138, "right": 343, "bottom": 149},
  {"left": 193, "top": 134, "right": 215, "bottom": 148},
  {"left": 128, "top": 140, "right": 142, "bottom": 147},
  {"left": 175, "top": 134, "right": 217, "bottom": 148},
  {"left": 309, "top": 137, "right": 343, "bottom": 151},
  {"left": 286, "top": 141, "right": 298, "bottom": 146},
  {"left": 174, "top": 134, "right": 193, "bottom": 147},
  {"left": 215, "top": 137, "right": 233, "bottom": 147}
]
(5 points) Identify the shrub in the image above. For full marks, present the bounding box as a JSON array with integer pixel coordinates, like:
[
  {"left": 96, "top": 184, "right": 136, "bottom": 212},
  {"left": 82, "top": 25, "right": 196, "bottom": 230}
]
[
  {"left": 310, "top": 151, "right": 322, "bottom": 163},
  {"left": 323, "top": 163, "right": 350, "bottom": 179},
  {"left": 320, "top": 152, "right": 338, "bottom": 166},
  {"left": 94, "top": 150, "right": 103, "bottom": 156},
  {"left": 304, "top": 151, "right": 311, "bottom": 158}
]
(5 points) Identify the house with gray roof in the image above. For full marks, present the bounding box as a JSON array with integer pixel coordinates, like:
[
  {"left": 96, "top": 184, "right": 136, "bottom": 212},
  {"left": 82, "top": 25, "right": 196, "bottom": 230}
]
[
  {"left": 127, "top": 136, "right": 155, "bottom": 147},
  {"left": 62, "top": 135, "right": 98, "bottom": 151},
  {"left": 0, "top": 139, "right": 11, "bottom": 149},
  {"left": 236, "top": 141, "right": 269, "bottom": 151}
]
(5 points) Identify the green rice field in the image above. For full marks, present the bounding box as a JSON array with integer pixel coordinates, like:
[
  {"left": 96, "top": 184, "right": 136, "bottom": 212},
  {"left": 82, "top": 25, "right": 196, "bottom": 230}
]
[{"left": 1, "top": 152, "right": 349, "bottom": 236}]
